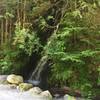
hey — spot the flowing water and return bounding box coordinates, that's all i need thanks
[0,85,64,100]
[28,56,48,85]
[0,84,85,100]
[26,56,86,100]
[0,85,60,100]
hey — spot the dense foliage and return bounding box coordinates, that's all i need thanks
[0,23,40,74]
[45,11,100,98]
[0,0,100,98]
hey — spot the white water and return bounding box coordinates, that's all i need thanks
[0,85,50,100]
[29,56,48,82]
[0,85,86,100]
[0,85,64,100]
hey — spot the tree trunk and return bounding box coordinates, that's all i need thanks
[1,20,4,45]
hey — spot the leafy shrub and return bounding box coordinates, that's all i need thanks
[0,23,41,74]
[13,23,41,56]
[45,10,100,98]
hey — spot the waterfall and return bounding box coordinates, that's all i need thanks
[28,56,49,86]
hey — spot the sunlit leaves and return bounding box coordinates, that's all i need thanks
[13,23,40,56]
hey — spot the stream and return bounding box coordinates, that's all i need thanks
[0,85,85,100]
[0,85,63,100]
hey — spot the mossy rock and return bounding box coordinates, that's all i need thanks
[18,83,33,92]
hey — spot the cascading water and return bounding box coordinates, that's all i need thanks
[28,55,49,87]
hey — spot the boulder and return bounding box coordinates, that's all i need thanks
[41,90,52,100]
[29,87,42,95]
[7,74,23,85]
[18,83,33,92]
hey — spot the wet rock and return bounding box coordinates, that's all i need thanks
[7,74,23,85]
[18,83,33,92]
[29,87,42,95]
[41,90,52,100]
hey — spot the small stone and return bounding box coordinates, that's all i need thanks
[64,94,76,100]
[29,87,42,95]
[7,74,23,85]
[54,94,60,98]
[18,83,33,92]
[41,90,52,100]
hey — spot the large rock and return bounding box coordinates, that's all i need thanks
[7,74,23,85]
[29,87,42,95]
[18,83,33,92]
[41,90,52,100]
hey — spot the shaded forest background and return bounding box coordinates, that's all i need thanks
[0,0,100,99]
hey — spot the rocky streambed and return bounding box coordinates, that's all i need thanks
[0,74,85,100]
[0,85,84,100]
[0,85,51,100]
